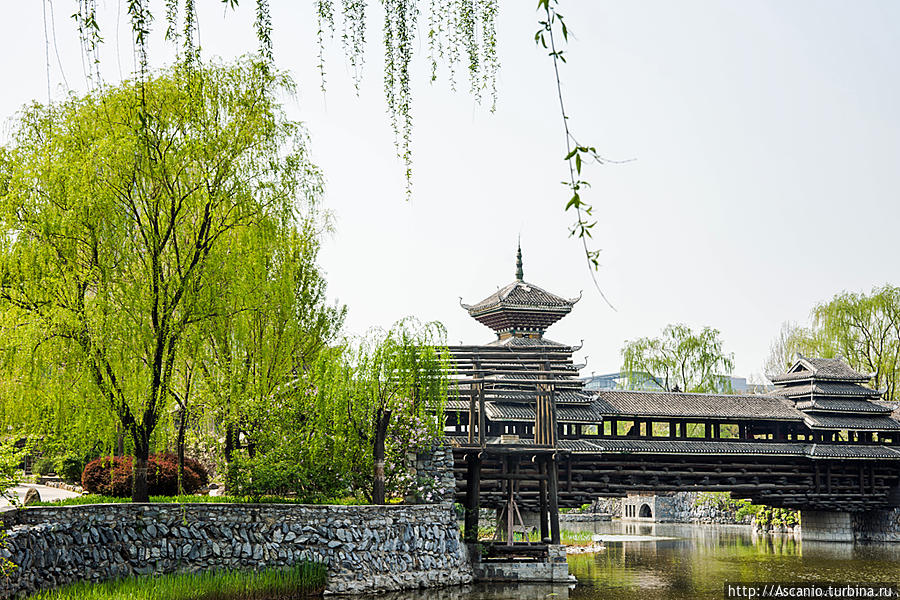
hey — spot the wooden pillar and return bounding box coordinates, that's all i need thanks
[538,457,549,542]
[669,420,677,439]
[610,418,618,437]
[704,422,712,440]
[713,423,720,439]
[464,454,481,543]
[548,454,561,545]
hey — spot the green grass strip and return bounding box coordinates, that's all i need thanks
[29,494,367,507]
[27,562,327,600]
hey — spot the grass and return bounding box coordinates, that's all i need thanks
[29,494,366,507]
[27,563,327,600]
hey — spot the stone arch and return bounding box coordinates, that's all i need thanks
[639,503,652,518]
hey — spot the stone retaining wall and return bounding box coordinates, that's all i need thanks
[853,508,900,543]
[0,503,472,598]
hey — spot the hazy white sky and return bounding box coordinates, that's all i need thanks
[2,2,899,379]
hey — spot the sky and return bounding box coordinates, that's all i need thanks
[2,1,899,380]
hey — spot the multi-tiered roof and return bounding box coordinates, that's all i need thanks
[460,245,581,347]
[448,246,591,446]
[772,355,899,432]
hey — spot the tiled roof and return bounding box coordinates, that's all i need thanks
[771,357,870,383]
[794,398,891,414]
[591,439,900,459]
[559,439,605,453]
[445,399,470,412]
[802,413,900,431]
[486,336,566,347]
[462,280,578,314]
[486,391,592,404]
[445,435,900,459]
[598,439,806,456]
[779,382,881,398]
[806,444,900,459]
[484,402,601,423]
[592,390,802,421]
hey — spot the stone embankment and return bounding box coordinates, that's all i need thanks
[0,503,472,598]
[854,507,900,542]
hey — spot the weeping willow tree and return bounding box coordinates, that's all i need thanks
[314,319,449,504]
[67,0,608,294]
[70,0,500,199]
[0,59,319,501]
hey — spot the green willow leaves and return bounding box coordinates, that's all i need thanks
[622,324,735,393]
[0,59,318,501]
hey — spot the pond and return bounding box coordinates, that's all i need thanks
[370,521,900,600]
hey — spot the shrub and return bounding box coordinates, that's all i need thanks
[82,454,210,497]
[55,455,84,484]
[82,456,132,497]
[32,457,56,476]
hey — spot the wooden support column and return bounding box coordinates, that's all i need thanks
[669,420,677,439]
[464,454,481,543]
[548,454,561,545]
[713,423,721,439]
[705,423,712,440]
[538,457,549,542]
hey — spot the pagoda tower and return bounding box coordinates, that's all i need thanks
[461,243,581,346]
[771,354,898,443]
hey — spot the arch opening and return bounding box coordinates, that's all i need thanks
[639,503,652,518]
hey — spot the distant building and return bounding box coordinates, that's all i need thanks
[583,372,761,393]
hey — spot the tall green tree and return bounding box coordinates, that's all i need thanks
[200,221,345,467]
[0,59,317,501]
[316,319,449,504]
[766,285,900,401]
[621,324,735,393]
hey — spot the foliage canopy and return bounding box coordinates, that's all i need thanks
[621,323,735,393]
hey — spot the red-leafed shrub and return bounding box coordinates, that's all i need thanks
[147,453,209,495]
[82,453,210,497]
[81,455,133,497]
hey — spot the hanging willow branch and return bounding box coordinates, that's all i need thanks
[537,0,616,308]
[317,0,499,197]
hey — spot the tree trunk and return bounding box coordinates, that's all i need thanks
[373,409,392,505]
[224,423,235,463]
[132,433,150,503]
[176,409,187,496]
[115,422,125,457]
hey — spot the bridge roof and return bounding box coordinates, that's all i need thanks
[484,402,600,423]
[771,356,871,383]
[779,382,882,398]
[585,438,900,459]
[593,390,802,421]
[802,413,900,431]
[794,398,891,413]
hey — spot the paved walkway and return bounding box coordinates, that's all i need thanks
[0,484,81,507]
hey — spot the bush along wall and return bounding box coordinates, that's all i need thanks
[0,502,472,597]
[81,454,208,496]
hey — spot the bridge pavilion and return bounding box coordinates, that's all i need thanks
[445,249,900,545]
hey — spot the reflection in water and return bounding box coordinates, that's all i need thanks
[388,521,900,600]
[566,521,900,600]
[363,583,570,600]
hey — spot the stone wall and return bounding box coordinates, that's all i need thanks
[801,511,853,542]
[853,508,900,543]
[414,444,457,504]
[0,502,472,598]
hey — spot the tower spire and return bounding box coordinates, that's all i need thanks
[515,240,524,281]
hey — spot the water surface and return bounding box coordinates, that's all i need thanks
[372,521,900,600]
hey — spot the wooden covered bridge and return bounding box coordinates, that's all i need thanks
[446,248,900,546]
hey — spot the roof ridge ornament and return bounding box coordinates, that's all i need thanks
[515,240,524,281]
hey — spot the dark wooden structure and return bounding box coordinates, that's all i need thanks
[449,246,583,549]
[447,249,900,523]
